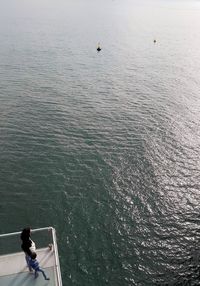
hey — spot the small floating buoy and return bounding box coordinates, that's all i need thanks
[153,39,156,43]
[97,42,102,52]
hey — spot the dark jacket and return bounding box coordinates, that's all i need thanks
[21,239,32,256]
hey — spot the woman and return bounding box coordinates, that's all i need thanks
[20,227,36,271]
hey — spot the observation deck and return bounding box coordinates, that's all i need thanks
[0,227,62,286]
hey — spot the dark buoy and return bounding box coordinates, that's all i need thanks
[154,39,156,43]
[97,42,102,52]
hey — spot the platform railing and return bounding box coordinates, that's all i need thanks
[52,228,63,286]
[0,227,54,256]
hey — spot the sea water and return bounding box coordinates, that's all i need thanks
[0,0,200,285]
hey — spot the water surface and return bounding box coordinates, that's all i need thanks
[1,0,200,285]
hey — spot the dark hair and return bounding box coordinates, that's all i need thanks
[31,252,37,259]
[20,228,31,241]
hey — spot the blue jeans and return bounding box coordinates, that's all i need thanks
[25,254,32,271]
[35,267,49,280]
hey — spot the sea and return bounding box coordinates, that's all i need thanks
[0,0,200,285]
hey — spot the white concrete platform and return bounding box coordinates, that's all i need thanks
[0,248,58,286]
[0,267,55,286]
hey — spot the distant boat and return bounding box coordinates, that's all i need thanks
[154,39,156,43]
[97,42,102,52]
